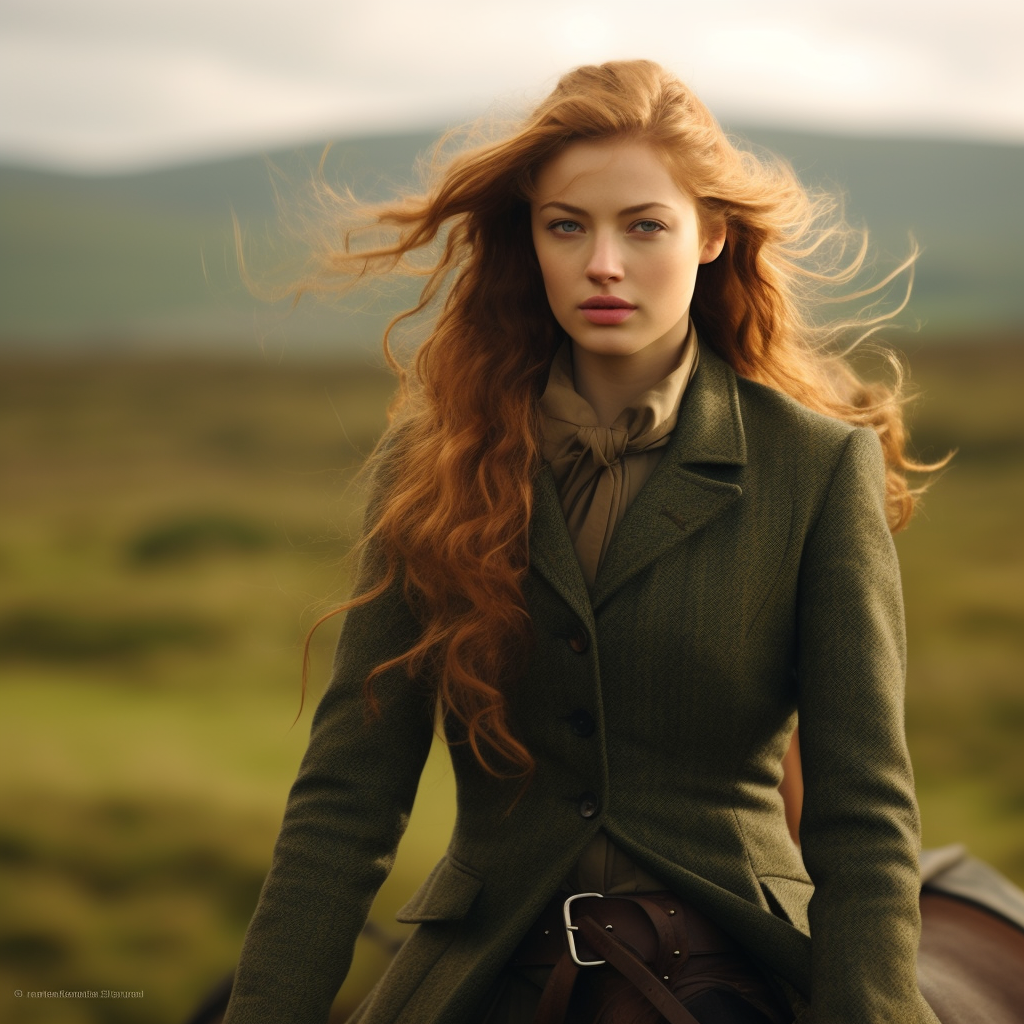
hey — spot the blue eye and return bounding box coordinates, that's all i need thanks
[551,220,583,234]
[633,220,663,233]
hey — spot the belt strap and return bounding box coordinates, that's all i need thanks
[515,892,734,968]
[580,917,703,1024]
[528,892,714,1024]
[531,920,702,1024]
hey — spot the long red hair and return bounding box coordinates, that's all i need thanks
[295,60,936,779]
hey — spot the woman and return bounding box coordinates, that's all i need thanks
[223,60,940,1024]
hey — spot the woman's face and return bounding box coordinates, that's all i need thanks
[530,138,724,364]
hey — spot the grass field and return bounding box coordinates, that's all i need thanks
[1,339,1022,1023]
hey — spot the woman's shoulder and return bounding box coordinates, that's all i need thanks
[696,351,885,494]
[729,365,879,471]
[697,340,853,448]
[364,419,417,491]
[738,373,854,442]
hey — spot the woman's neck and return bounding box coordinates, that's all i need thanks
[570,333,689,427]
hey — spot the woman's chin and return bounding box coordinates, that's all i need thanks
[568,329,681,364]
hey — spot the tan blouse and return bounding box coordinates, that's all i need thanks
[539,322,699,896]
[539,323,699,590]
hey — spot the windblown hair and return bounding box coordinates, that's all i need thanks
[298,60,934,779]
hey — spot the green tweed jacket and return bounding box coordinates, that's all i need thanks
[223,344,940,1024]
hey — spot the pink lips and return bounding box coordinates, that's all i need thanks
[579,296,637,325]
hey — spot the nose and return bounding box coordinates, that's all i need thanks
[585,232,624,284]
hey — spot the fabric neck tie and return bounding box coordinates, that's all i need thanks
[539,323,698,587]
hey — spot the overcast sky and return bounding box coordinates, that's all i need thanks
[2,0,1022,173]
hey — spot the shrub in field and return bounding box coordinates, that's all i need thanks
[126,515,275,566]
[0,609,223,661]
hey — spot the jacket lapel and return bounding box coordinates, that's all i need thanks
[590,345,747,612]
[528,463,595,626]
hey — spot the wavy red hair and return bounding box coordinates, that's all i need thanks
[294,60,939,779]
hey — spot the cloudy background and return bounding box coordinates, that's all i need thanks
[2,0,1023,173]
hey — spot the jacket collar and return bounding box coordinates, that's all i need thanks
[529,342,746,616]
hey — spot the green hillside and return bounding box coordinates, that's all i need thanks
[0,133,440,355]
[2,127,1022,354]
[736,127,1024,330]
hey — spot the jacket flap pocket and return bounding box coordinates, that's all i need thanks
[396,855,484,924]
[758,874,812,935]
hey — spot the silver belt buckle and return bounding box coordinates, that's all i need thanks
[563,892,605,967]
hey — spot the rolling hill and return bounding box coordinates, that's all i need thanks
[1,126,1022,356]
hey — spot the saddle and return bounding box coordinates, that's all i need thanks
[917,845,1024,1024]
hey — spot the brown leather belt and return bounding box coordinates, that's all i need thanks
[512,890,770,1024]
[513,890,737,968]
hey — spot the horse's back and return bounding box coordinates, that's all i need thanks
[918,891,1024,1024]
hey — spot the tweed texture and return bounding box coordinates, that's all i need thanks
[223,344,939,1024]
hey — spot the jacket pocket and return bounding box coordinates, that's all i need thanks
[758,874,813,935]
[396,854,484,924]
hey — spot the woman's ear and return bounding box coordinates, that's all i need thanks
[699,221,727,264]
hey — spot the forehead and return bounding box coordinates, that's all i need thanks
[532,139,689,208]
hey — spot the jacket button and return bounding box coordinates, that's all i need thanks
[568,710,595,738]
[568,627,589,653]
[578,792,600,819]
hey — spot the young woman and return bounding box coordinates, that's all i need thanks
[222,60,940,1024]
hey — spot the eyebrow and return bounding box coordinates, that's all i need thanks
[538,201,674,216]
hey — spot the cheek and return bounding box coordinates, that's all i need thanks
[655,248,701,307]
[534,247,569,305]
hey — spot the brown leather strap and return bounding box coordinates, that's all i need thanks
[529,925,704,1024]
[531,950,582,1024]
[629,894,688,981]
[575,917,703,1024]
[514,892,734,968]
[524,891,761,1024]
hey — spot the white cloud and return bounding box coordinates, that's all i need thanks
[1,0,1022,171]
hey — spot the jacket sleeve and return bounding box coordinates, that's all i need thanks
[222,543,434,1024]
[795,427,938,1023]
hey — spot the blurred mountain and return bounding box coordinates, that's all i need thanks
[1,127,1022,356]
[735,126,1024,336]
